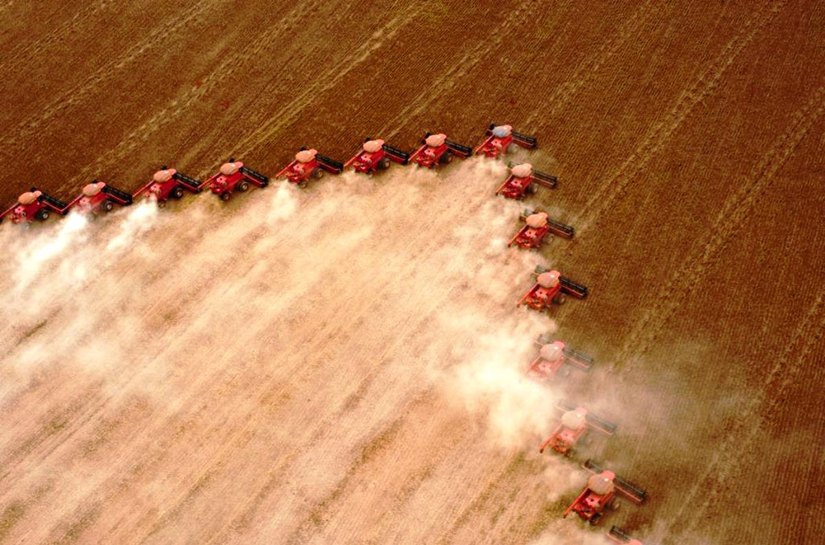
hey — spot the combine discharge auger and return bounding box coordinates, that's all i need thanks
[345,138,410,174]
[526,336,593,381]
[409,132,472,168]
[519,265,588,312]
[496,163,558,200]
[539,402,616,456]
[608,526,645,545]
[277,148,344,188]
[564,460,646,525]
[509,208,575,249]
[133,166,205,207]
[66,180,133,215]
[475,124,537,158]
[0,188,70,224]
[205,159,269,201]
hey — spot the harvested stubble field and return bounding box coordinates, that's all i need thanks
[1,1,823,544]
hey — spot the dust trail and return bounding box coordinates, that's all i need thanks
[0,157,597,545]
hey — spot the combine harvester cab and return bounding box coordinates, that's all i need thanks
[345,138,409,174]
[277,148,344,188]
[509,208,575,249]
[563,460,646,526]
[527,336,593,381]
[608,526,646,545]
[475,123,537,158]
[205,159,269,201]
[496,163,557,200]
[409,132,472,168]
[538,402,616,456]
[133,166,205,207]
[66,180,133,216]
[0,188,70,224]
[519,265,588,312]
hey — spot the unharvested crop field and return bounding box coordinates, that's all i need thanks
[1,1,823,544]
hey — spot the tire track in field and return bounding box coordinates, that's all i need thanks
[0,2,214,153]
[615,85,824,366]
[523,0,660,126]
[60,0,324,188]
[0,1,108,77]
[379,0,534,139]
[571,0,785,233]
[234,2,422,158]
[672,289,825,538]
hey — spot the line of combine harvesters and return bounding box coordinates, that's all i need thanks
[1,124,648,543]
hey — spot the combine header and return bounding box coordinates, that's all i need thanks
[496,163,558,200]
[475,124,537,158]
[519,265,588,312]
[608,526,645,545]
[527,336,593,381]
[509,208,575,249]
[133,166,204,206]
[66,180,133,215]
[205,159,269,201]
[277,148,344,188]
[564,460,646,525]
[0,188,70,224]
[539,403,616,456]
[409,132,472,168]
[345,138,409,174]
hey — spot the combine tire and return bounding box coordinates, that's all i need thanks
[221,192,231,201]
[528,183,538,194]
[378,157,391,170]
[440,151,453,165]
[101,200,114,212]
[552,294,566,306]
[299,181,308,189]
[507,143,519,154]
[313,168,324,179]
[158,200,167,208]
[172,186,185,199]
[237,180,249,192]
[36,209,49,221]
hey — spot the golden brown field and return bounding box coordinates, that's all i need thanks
[1,1,823,544]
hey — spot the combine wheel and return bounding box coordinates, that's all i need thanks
[528,183,538,194]
[158,200,167,208]
[36,209,49,221]
[378,157,391,170]
[299,181,308,189]
[172,186,185,199]
[237,180,249,192]
[440,151,453,165]
[101,200,114,212]
[507,143,519,154]
[221,192,231,201]
[313,168,324,179]
[552,294,566,306]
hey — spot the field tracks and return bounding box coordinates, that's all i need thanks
[524,0,659,127]
[616,84,824,367]
[572,0,785,234]
[0,2,213,154]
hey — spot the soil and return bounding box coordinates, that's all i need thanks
[0,1,823,544]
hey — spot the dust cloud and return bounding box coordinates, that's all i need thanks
[1,158,604,544]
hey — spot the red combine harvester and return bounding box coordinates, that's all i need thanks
[345,138,410,174]
[276,148,344,188]
[0,188,70,224]
[66,180,133,215]
[564,460,646,525]
[133,166,204,207]
[526,336,593,381]
[538,402,616,456]
[509,208,575,249]
[204,159,269,201]
[519,265,588,312]
[496,163,558,200]
[608,526,645,545]
[408,132,472,168]
[475,124,537,158]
